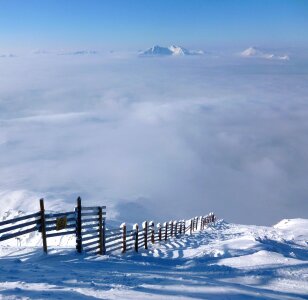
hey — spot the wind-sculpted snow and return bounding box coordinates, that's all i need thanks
[0,219,307,299]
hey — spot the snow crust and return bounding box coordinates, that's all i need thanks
[0,218,307,299]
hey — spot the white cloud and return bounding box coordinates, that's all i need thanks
[0,53,307,225]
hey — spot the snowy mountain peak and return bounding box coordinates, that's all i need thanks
[241,46,262,57]
[240,46,289,60]
[140,45,204,56]
[168,45,189,55]
[141,45,173,56]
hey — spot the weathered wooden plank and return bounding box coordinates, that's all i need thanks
[83,238,99,248]
[107,244,122,252]
[81,218,99,224]
[83,245,99,253]
[45,223,75,232]
[105,231,122,238]
[81,206,99,211]
[82,229,99,236]
[46,229,76,238]
[106,235,121,244]
[45,217,75,226]
[81,224,99,230]
[81,212,99,217]
[0,212,40,227]
[0,226,37,241]
[82,234,98,243]
[0,219,39,234]
[45,211,75,219]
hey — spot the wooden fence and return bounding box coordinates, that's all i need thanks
[0,197,216,255]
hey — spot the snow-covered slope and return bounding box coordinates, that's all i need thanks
[240,47,289,60]
[0,219,307,299]
[140,45,204,56]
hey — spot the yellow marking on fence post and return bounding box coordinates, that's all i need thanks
[56,216,67,231]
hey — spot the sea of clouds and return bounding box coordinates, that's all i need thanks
[0,51,307,225]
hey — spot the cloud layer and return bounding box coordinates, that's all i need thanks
[0,54,307,225]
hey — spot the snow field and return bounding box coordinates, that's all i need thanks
[0,218,307,299]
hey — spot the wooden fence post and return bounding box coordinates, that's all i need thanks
[39,198,47,254]
[121,223,126,253]
[102,216,106,255]
[170,220,174,237]
[190,219,193,235]
[164,222,168,241]
[98,207,103,255]
[174,221,177,237]
[76,197,82,253]
[196,217,199,231]
[143,221,148,250]
[149,221,155,244]
[134,224,139,252]
[157,223,162,241]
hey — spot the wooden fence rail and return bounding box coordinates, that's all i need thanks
[0,197,216,256]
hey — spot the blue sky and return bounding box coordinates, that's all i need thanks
[1,0,307,50]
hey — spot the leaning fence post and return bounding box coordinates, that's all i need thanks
[149,221,155,244]
[76,196,82,253]
[183,220,186,235]
[143,221,148,250]
[39,198,47,254]
[190,219,193,235]
[133,224,139,252]
[121,223,126,253]
[157,223,162,241]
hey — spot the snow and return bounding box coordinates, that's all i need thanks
[139,45,204,56]
[0,219,307,299]
[240,47,290,60]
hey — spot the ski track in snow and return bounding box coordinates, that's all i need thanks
[0,219,307,299]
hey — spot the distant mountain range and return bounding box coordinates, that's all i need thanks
[139,45,204,56]
[59,50,98,56]
[0,53,16,58]
[240,47,289,60]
